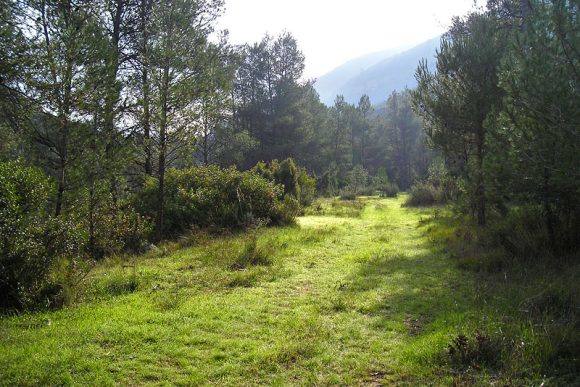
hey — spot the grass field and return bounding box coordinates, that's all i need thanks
[0,196,577,385]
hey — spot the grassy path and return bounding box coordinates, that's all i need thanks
[0,197,475,385]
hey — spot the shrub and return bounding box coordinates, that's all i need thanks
[87,204,152,258]
[339,188,357,200]
[377,182,399,198]
[371,167,398,197]
[297,168,317,206]
[273,195,301,225]
[487,206,579,261]
[343,165,369,196]
[134,166,292,237]
[0,161,86,310]
[426,160,457,202]
[252,158,317,206]
[404,182,443,207]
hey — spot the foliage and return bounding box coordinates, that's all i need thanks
[2,197,576,384]
[372,168,399,197]
[85,203,153,259]
[252,158,317,207]
[404,183,441,207]
[134,165,292,237]
[0,162,83,310]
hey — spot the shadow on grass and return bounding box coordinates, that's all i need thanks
[338,205,579,384]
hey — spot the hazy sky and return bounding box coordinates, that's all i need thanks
[218,0,482,79]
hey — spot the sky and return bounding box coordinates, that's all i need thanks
[217,0,483,79]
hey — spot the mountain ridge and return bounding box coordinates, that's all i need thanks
[314,36,440,105]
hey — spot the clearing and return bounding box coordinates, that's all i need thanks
[0,196,552,384]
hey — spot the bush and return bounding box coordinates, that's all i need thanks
[87,204,152,258]
[343,165,369,196]
[339,188,357,200]
[273,195,301,225]
[370,167,398,197]
[404,182,444,207]
[0,161,86,310]
[296,168,317,206]
[487,206,579,261]
[252,158,317,206]
[377,182,399,198]
[134,165,293,237]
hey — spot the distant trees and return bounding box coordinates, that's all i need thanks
[232,33,322,169]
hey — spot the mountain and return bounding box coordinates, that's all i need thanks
[314,47,406,105]
[314,37,440,105]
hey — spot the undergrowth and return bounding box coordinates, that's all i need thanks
[422,208,579,384]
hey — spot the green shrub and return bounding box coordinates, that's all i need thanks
[343,165,369,196]
[487,206,579,261]
[273,195,301,225]
[87,204,152,258]
[404,182,444,207]
[377,182,399,197]
[134,165,292,237]
[252,158,317,206]
[370,167,398,197]
[339,188,357,200]
[297,167,317,206]
[0,161,86,310]
[404,161,456,207]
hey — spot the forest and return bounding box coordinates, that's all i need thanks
[0,0,578,385]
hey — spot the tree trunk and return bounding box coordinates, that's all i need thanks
[475,132,486,226]
[156,63,170,240]
[141,0,153,176]
[543,166,556,249]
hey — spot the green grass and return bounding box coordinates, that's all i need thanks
[0,196,577,385]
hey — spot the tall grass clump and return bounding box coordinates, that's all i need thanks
[229,233,273,270]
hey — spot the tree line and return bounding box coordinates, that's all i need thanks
[412,0,578,251]
[1,0,432,229]
[0,0,429,310]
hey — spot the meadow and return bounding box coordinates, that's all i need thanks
[0,196,577,385]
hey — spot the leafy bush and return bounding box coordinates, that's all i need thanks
[252,158,317,206]
[0,161,87,310]
[426,160,457,201]
[377,182,399,197]
[135,165,293,237]
[87,204,152,258]
[273,194,301,225]
[296,168,317,206]
[487,206,579,261]
[343,165,369,197]
[404,182,444,207]
[339,188,357,200]
[371,167,398,197]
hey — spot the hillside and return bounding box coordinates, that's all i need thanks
[313,47,406,105]
[315,37,440,105]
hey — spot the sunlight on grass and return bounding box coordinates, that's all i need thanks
[1,196,573,384]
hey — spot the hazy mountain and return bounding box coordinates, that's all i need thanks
[314,37,440,105]
[313,47,406,105]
